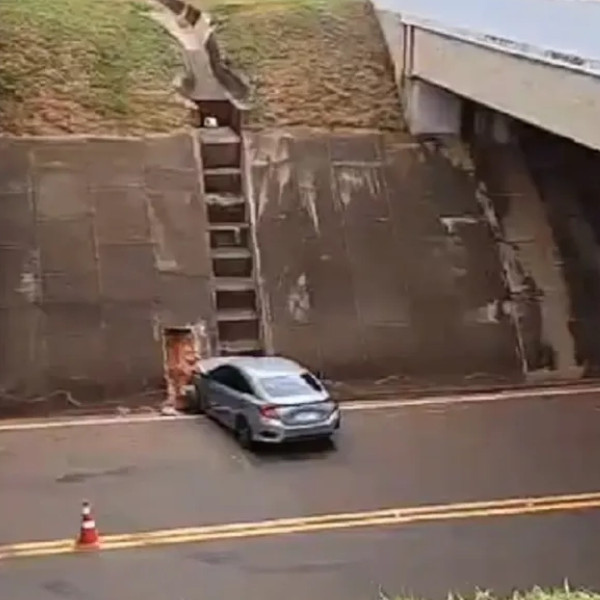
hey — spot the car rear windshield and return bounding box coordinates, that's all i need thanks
[259,373,323,398]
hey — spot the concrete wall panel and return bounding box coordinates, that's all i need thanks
[147,190,210,276]
[0,193,34,247]
[85,139,145,188]
[0,247,39,308]
[99,244,158,303]
[145,168,199,192]
[0,307,44,393]
[0,141,30,194]
[42,304,104,382]
[249,130,522,384]
[145,133,196,170]
[35,169,91,221]
[102,302,163,394]
[94,188,150,245]
[157,273,213,326]
[0,134,212,407]
[42,272,100,305]
[38,218,96,274]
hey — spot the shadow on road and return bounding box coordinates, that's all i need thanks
[250,438,338,463]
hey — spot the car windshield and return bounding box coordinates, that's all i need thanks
[259,373,323,398]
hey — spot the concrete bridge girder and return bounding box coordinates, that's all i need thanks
[378,12,600,150]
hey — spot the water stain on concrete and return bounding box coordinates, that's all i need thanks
[246,559,357,575]
[186,550,240,565]
[42,580,83,599]
[247,130,522,383]
[56,465,136,484]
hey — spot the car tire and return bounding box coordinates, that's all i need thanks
[196,392,209,415]
[235,417,254,450]
[324,433,337,448]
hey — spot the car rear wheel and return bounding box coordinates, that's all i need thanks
[235,417,254,450]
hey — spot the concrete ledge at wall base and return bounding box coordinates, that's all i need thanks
[0,388,166,421]
[2,376,600,421]
[327,374,600,403]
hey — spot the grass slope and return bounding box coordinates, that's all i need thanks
[0,0,186,135]
[203,0,405,130]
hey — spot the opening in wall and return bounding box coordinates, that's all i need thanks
[162,327,201,412]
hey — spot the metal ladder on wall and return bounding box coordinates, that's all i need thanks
[197,122,262,356]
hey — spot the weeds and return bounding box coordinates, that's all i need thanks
[0,0,186,134]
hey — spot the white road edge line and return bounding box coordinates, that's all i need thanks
[1,383,600,433]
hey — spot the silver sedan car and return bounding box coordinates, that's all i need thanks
[192,356,340,449]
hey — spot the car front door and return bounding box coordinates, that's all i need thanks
[224,367,257,425]
[202,366,238,426]
[203,365,255,428]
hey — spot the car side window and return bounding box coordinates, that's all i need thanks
[229,368,255,395]
[207,365,254,396]
[207,366,233,387]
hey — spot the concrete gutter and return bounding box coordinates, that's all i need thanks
[2,378,600,421]
[147,0,250,108]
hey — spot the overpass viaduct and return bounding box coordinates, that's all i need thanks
[374,0,600,150]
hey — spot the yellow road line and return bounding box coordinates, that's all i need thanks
[2,490,600,561]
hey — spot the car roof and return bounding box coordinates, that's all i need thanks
[199,355,307,378]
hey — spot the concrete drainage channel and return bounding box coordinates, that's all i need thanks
[150,0,263,358]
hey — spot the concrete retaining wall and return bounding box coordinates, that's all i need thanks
[0,134,214,410]
[4,126,590,408]
[246,130,522,385]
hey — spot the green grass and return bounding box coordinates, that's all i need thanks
[0,0,186,135]
[390,588,600,600]
[198,0,404,130]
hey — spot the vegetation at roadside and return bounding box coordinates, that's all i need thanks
[380,583,600,600]
[388,588,600,600]
[200,0,405,130]
[0,0,186,135]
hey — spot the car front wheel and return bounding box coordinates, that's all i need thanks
[235,418,254,450]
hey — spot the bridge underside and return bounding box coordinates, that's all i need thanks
[377,12,600,150]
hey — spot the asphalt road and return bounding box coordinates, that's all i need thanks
[2,389,600,599]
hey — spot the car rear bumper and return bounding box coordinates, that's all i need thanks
[254,410,341,443]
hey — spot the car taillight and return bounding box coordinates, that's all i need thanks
[259,405,280,419]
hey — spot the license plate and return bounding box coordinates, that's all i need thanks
[294,411,320,423]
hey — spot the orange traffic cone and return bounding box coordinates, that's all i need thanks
[75,501,100,549]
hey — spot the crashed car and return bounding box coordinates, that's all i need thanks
[192,356,340,448]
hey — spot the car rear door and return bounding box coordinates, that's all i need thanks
[202,365,258,428]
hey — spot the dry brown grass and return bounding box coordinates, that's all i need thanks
[203,0,405,130]
[0,0,187,135]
